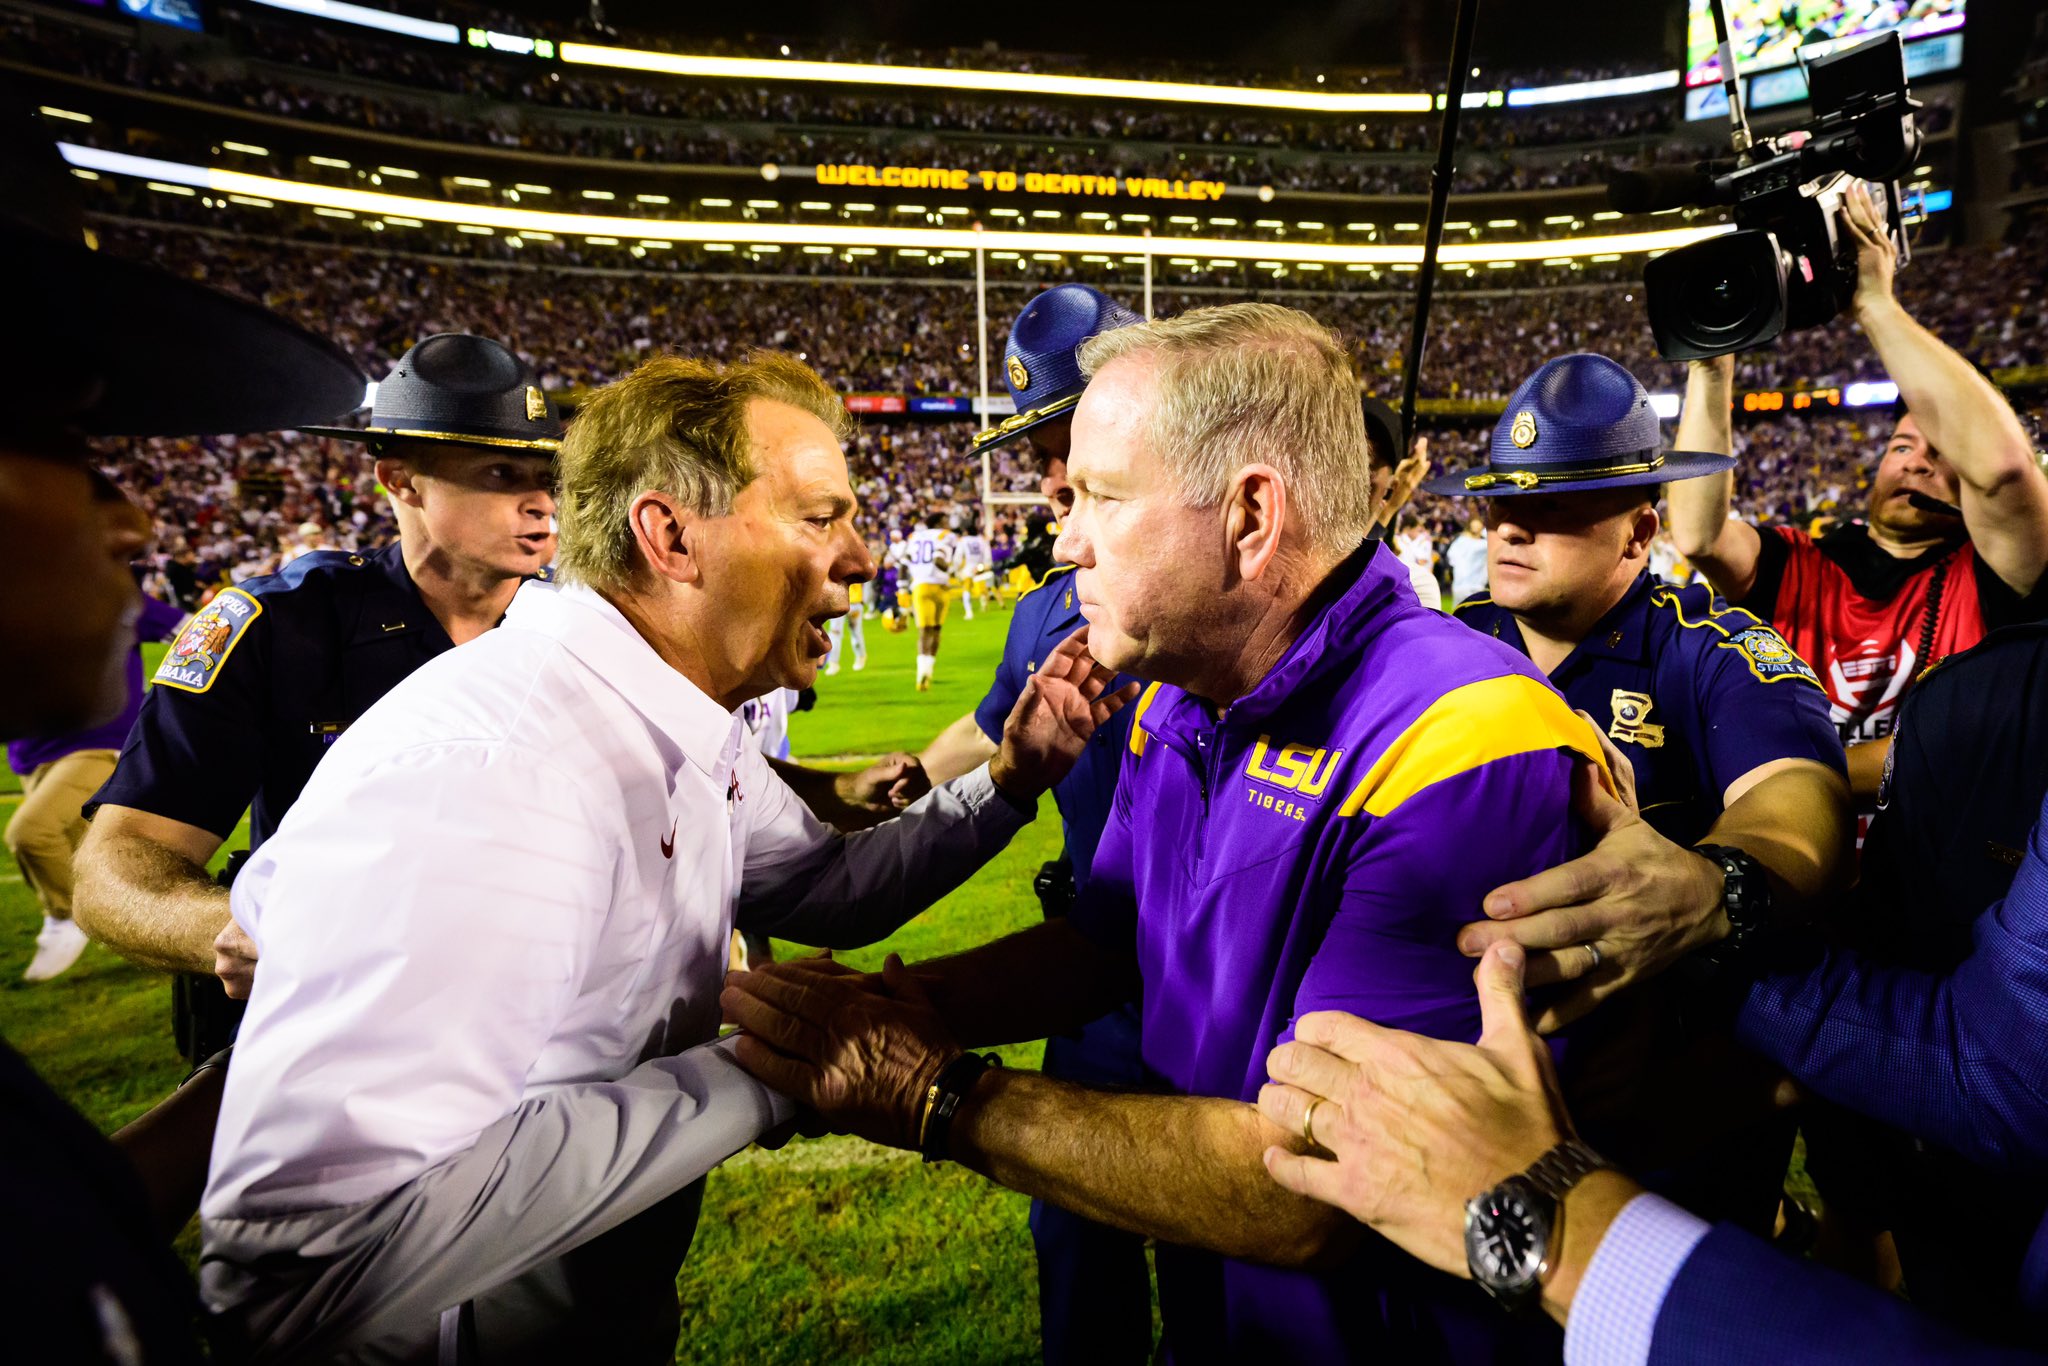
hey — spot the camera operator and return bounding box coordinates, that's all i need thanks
[1667,183,2048,804]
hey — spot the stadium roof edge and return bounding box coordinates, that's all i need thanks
[62,142,1731,265]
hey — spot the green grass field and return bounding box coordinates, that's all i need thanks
[0,599,1078,1364]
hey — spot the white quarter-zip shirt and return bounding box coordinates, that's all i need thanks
[205,579,1031,1219]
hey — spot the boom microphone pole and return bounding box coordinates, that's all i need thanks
[1396,0,1483,455]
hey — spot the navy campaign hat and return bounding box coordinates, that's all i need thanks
[1422,352,1735,497]
[967,284,1143,458]
[302,333,562,453]
[4,108,365,439]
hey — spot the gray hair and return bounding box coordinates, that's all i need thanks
[556,351,852,591]
[1077,303,1375,557]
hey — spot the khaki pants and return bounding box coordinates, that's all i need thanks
[5,749,117,919]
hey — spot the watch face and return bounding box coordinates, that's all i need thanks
[1465,1179,1552,1294]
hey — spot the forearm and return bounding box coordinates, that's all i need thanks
[739,763,1029,949]
[765,757,887,833]
[918,919,1137,1048]
[1543,1169,1648,1327]
[1860,298,2036,495]
[952,1068,1356,1266]
[1844,737,1890,806]
[73,829,230,975]
[920,712,998,786]
[1706,762,1853,907]
[1668,364,1737,560]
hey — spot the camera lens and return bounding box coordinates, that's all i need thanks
[1643,229,1789,360]
[1688,272,1754,332]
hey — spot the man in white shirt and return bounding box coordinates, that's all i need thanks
[1447,514,1489,605]
[200,352,1132,1364]
[823,577,866,672]
[954,519,994,619]
[1394,520,1442,610]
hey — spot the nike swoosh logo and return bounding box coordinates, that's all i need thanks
[660,819,677,860]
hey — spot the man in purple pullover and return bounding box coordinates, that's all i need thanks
[724,304,1611,1362]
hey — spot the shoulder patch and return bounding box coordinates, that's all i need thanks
[153,590,262,694]
[1719,624,1821,686]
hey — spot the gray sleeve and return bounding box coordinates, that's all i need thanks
[199,1036,792,1366]
[735,759,1033,949]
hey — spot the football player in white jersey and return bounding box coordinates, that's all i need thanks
[824,577,867,673]
[954,517,994,619]
[905,512,956,690]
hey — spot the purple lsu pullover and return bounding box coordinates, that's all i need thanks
[1072,546,1604,1364]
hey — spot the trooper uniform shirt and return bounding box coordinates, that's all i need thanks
[1454,573,1845,846]
[1070,544,1606,1362]
[974,564,1134,887]
[88,542,543,848]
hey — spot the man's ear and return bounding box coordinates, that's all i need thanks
[375,456,423,511]
[630,490,701,586]
[1224,464,1289,583]
[1624,502,1660,564]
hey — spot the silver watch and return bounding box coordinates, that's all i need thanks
[1463,1139,1607,1312]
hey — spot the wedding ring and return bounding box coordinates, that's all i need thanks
[1584,942,1603,972]
[1303,1097,1325,1148]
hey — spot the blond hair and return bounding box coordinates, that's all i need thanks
[1078,303,1375,556]
[556,351,852,590]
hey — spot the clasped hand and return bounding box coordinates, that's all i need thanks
[721,953,960,1151]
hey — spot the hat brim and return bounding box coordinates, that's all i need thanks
[1420,448,1737,497]
[10,228,366,438]
[965,394,1080,458]
[295,425,562,453]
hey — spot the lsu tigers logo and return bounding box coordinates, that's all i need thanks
[1244,736,1344,798]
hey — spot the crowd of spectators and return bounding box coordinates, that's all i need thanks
[6,3,1717,196]
[81,210,2045,605]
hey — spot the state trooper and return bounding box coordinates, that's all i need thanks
[919,283,1157,1365]
[1430,351,1854,1229]
[75,333,562,1062]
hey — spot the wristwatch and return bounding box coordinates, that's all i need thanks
[1692,843,1773,965]
[917,1051,1001,1163]
[1464,1139,1608,1313]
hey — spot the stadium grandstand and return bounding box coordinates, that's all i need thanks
[5,0,2037,600]
[8,3,2048,1359]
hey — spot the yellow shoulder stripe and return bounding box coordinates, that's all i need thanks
[1128,681,1164,757]
[1450,594,1494,615]
[1649,588,1760,636]
[1336,673,1610,819]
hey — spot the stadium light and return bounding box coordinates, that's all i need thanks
[1505,70,1679,107]
[38,106,91,123]
[557,43,1435,113]
[56,144,1732,268]
[244,0,458,44]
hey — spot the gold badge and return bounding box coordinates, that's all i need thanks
[1510,410,1539,449]
[525,385,547,422]
[1608,690,1665,749]
[1006,355,1030,391]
